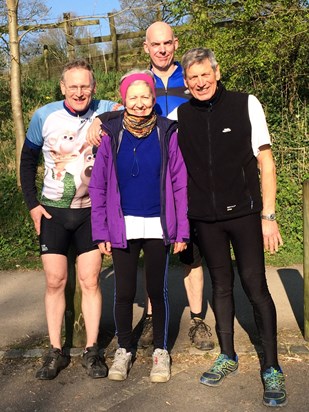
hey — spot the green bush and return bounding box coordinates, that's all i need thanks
[0,173,41,270]
[95,70,123,102]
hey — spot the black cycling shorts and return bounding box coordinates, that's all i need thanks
[179,222,203,267]
[39,206,98,256]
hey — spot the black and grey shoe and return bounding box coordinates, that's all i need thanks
[36,347,70,380]
[82,345,108,379]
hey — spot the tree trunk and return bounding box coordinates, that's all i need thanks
[6,0,25,187]
[64,245,86,348]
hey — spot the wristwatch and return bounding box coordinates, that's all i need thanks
[261,213,276,221]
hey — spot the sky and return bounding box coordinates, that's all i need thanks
[42,0,120,36]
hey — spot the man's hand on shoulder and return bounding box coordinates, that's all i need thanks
[86,117,103,146]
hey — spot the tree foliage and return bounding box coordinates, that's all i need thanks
[170,0,308,112]
[115,0,174,32]
[168,0,309,264]
[0,0,49,66]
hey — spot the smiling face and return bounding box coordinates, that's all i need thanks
[184,58,221,101]
[144,22,178,73]
[125,82,154,117]
[60,67,96,113]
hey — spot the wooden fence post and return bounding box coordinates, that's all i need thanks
[64,245,76,348]
[63,12,75,60]
[108,12,118,71]
[304,180,309,341]
[64,245,86,348]
[43,45,50,80]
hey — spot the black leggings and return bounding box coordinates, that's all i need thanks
[194,213,279,370]
[112,239,170,351]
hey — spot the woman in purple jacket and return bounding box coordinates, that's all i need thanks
[89,69,189,383]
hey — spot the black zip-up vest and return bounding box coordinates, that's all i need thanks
[178,82,262,222]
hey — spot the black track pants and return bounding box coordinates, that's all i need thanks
[194,213,279,370]
[112,238,170,351]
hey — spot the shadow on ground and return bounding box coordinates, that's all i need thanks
[95,264,305,356]
[277,268,304,334]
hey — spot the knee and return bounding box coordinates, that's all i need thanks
[45,272,67,292]
[213,283,233,298]
[249,289,274,308]
[242,275,272,305]
[79,272,99,292]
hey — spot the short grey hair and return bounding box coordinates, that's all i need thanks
[61,58,95,84]
[181,48,218,77]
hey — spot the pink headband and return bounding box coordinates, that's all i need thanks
[119,73,156,105]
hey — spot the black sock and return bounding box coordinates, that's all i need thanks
[190,312,203,320]
[222,352,237,361]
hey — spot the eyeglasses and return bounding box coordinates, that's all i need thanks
[64,84,93,94]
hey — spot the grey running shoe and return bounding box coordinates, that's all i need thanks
[200,354,238,386]
[188,318,215,351]
[262,367,287,407]
[137,316,154,348]
[82,345,108,378]
[108,348,132,381]
[35,347,70,380]
[150,348,171,383]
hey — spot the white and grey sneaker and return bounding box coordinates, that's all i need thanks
[108,348,132,381]
[150,348,171,383]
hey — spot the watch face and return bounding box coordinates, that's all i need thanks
[261,213,276,221]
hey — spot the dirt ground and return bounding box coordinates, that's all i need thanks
[1,352,308,412]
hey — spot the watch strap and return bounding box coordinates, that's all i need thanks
[261,213,276,221]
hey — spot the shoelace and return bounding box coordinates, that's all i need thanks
[188,320,212,339]
[42,356,56,367]
[210,356,227,372]
[86,354,101,368]
[42,351,59,367]
[113,350,129,367]
[209,355,236,373]
[153,351,168,367]
[264,370,285,390]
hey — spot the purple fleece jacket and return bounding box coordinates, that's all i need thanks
[89,126,189,249]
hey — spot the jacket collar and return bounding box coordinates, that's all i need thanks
[190,81,225,110]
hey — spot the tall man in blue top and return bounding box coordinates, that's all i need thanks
[20,59,121,380]
[139,21,214,351]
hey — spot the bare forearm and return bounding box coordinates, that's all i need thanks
[260,163,277,214]
[257,147,283,252]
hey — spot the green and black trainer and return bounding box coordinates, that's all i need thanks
[262,367,287,407]
[200,353,238,386]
